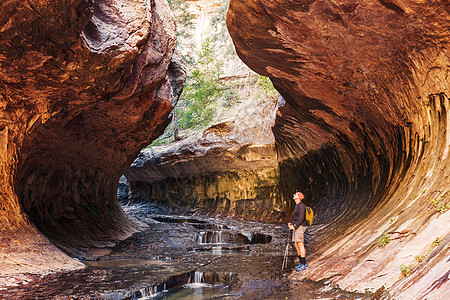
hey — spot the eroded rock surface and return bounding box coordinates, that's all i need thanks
[0,0,180,279]
[125,98,283,220]
[227,0,449,298]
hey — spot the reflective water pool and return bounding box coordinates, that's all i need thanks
[1,202,366,299]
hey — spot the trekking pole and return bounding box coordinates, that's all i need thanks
[281,229,291,271]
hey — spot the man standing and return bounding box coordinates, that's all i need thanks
[288,192,308,271]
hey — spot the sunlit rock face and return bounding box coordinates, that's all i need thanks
[0,0,178,273]
[125,99,283,220]
[227,0,449,297]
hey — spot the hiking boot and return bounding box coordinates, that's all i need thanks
[295,263,309,271]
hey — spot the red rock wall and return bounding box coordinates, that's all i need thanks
[0,0,177,269]
[227,0,449,297]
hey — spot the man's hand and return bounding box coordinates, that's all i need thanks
[288,223,295,230]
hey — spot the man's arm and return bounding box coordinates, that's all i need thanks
[295,203,305,228]
[294,204,303,229]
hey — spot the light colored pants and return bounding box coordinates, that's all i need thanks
[292,225,306,242]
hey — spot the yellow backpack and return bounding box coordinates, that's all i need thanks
[305,206,314,226]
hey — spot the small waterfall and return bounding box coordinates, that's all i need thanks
[194,271,204,284]
[187,270,204,285]
[217,231,223,244]
[195,230,271,246]
[138,285,159,298]
[139,287,147,298]
[197,231,206,244]
[196,231,224,244]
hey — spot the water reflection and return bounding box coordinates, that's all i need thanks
[146,283,236,300]
[1,202,364,299]
[129,270,236,300]
[84,258,171,268]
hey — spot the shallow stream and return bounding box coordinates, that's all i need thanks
[1,202,367,299]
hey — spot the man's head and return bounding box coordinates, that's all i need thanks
[293,192,304,203]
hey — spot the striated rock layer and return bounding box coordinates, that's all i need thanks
[227,0,449,298]
[0,0,180,278]
[125,99,283,220]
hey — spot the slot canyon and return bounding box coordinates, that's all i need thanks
[0,0,449,299]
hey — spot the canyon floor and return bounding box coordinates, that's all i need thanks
[0,202,369,299]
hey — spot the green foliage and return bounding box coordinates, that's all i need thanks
[211,0,229,26]
[438,203,447,213]
[433,237,442,246]
[167,0,194,44]
[400,264,411,277]
[177,37,223,130]
[427,197,449,213]
[378,233,390,247]
[256,75,278,99]
[438,201,449,213]
[429,198,439,210]
[423,237,443,256]
[415,255,425,262]
[221,89,238,107]
[166,0,179,9]
[167,0,193,24]
[143,0,279,148]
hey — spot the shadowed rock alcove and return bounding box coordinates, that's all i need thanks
[0,0,181,265]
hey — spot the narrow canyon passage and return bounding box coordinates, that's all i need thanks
[0,0,449,299]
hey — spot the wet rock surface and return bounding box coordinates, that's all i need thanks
[0,203,366,299]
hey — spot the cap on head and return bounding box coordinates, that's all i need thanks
[294,192,304,200]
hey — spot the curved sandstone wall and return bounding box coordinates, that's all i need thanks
[227,0,449,297]
[0,0,178,275]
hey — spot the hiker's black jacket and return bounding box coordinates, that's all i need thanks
[293,202,306,229]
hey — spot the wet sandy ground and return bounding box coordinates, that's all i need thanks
[1,203,369,299]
